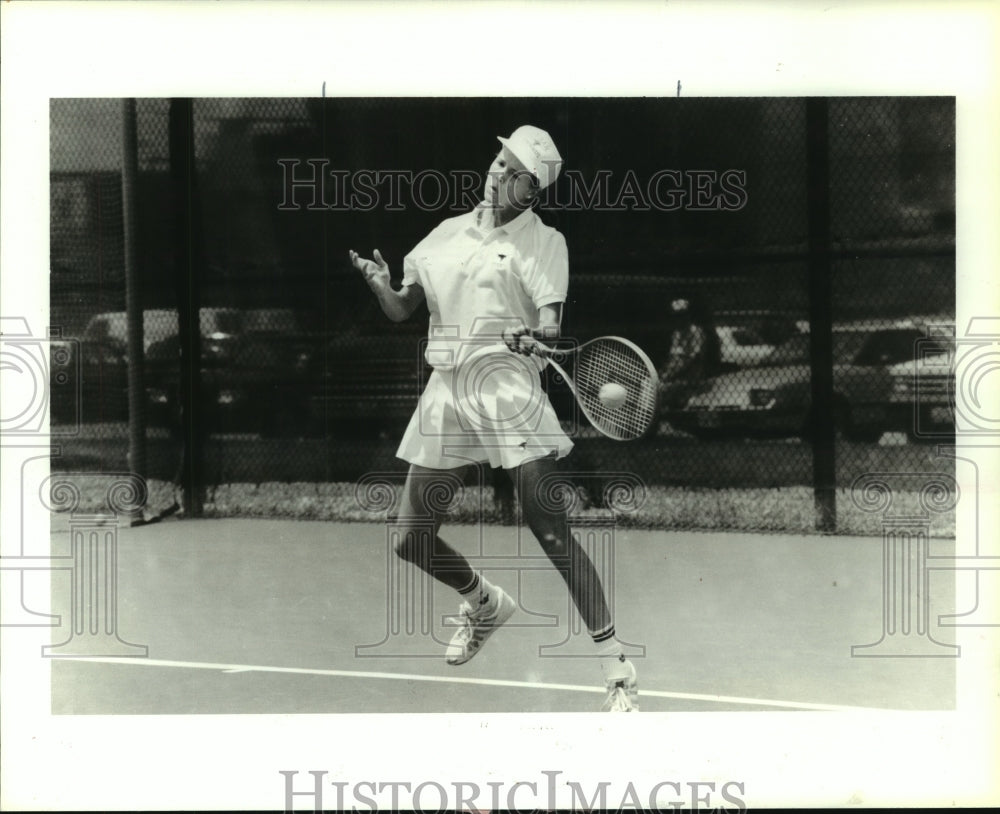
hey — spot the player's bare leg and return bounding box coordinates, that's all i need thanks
[514,454,638,711]
[394,464,515,665]
[394,463,475,591]
[513,454,611,631]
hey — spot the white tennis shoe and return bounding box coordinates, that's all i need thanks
[601,657,639,712]
[445,588,516,666]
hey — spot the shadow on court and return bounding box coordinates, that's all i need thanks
[47,516,956,714]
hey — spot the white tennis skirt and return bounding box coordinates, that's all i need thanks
[396,346,573,470]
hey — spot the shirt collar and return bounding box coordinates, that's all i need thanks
[474,204,535,235]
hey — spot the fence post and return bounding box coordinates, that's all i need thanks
[168,98,205,516]
[122,99,146,522]
[806,97,837,532]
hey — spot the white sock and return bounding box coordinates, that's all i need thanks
[593,632,630,683]
[596,640,620,660]
[458,573,498,614]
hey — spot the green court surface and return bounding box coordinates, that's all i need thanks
[48,517,957,714]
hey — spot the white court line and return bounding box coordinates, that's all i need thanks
[70,656,889,712]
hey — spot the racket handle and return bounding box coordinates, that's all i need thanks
[501,326,556,358]
[531,340,555,358]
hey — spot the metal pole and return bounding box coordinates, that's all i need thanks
[168,98,204,516]
[122,98,146,523]
[806,98,837,532]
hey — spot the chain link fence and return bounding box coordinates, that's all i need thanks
[48,97,955,534]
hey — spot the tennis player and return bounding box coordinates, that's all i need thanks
[350,125,637,712]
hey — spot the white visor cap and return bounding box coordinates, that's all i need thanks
[497,125,563,191]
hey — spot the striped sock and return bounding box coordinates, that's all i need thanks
[591,623,617,650]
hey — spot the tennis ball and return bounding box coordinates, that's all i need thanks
[598,382,628,409]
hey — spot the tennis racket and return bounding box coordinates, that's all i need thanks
[535,336,659,441]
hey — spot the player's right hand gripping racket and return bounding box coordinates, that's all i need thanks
[536,336,660,441]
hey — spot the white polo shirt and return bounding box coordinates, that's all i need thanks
[401,204,568,370]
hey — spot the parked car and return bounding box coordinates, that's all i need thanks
[82,309,179,355]
[72,307,244,427]
[82,308,243,356]
[52,308,199,425]
[713,311,804,369]
[145,308,317,437]
[213,308,317,437]
[668,319,942,442]
[886,321,955,442]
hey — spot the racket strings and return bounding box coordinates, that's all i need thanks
[575,339,658,440]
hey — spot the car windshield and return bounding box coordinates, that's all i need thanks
[243,309,298,333]
[84,310,178,351]
[762,328,931,366]
[727,327,768,346]
[203,309,243,335]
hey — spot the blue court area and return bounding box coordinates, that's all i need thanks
[48,516,956,714]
